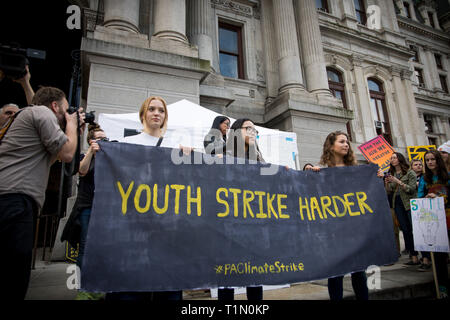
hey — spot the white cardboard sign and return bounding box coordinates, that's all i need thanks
[410,197,449,253]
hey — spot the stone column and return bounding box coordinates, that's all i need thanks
[103,0,140,33]
[432,11,442,30]
[424,47,441,91]
[295,0,332,97]
[153,0,188,43]
[272,0,304,93]
[401,69,428,145]
[352,55,375,141]
[187,0,213,62]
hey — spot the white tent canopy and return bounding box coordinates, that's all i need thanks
[98,99,299,168]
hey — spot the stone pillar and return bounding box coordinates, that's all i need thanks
[295,0,332,97]
[153,0,188,43]
[391,68,413,146]
[103,0,140,33]
[401,69,428,145]
[187,0,213,62]
[409,1,418,21]
[432,11,442,30]
[424,47,441,91]
[352,55,375,141]
[272,0,304,93]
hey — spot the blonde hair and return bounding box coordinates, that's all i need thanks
[138,96,168,134]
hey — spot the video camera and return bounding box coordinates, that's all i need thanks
[0,43,46,80]
[68,106,96,125]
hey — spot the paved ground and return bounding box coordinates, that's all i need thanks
[25,248,447,300]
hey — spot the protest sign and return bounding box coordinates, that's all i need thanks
[358,135,395,172]
[411,197,450,253]
[407,145,436,163]
[81,142,398,293]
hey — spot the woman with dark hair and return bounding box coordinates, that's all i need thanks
[381,152,418,265]
[218,118,263,301]
[203,116,230,156]
[226,118,264,163]
[62,123,107,300]
[315,131,368,300]
[417,150,449,296]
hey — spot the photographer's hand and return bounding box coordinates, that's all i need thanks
[13,65,34,105]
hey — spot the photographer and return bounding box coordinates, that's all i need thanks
[0,86,85,300]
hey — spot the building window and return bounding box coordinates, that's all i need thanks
[428,136,437,146]
[410,46,419,62]
[428,12,435,28]
[435,54,443,69]
[403,2,411,18]
[424,114,434,133]
[327,67,352,141]
[354,0,367,25]
[368,78,392,145]
[218,22,244,79]
[440,75,449,93]
[414,68,425,87]
[316,0,329,13]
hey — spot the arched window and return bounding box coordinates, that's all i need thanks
[327,67,352,141]
[368,78,392,145]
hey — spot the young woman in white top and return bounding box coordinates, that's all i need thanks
[313,131,369,300]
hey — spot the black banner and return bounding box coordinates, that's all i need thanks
[81,142,398,292]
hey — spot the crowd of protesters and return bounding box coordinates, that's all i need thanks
[0,69,448,301]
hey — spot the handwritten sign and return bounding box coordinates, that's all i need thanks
[358,135,395,172]
[407,145,436,162]
[411,197,450,253]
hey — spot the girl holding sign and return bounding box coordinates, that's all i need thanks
[218,118,265,301]
[384,153,419,266]
[316,131,369,301]
[417,150,449,298]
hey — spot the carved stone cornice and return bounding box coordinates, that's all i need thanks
[84,8,104,33]
[397,17,449,42]
[210,0,258,19]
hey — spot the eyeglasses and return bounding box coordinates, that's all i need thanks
[242,126,258,135]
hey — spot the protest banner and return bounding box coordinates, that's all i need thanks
[81,142,398,293]
[407,145,436,163]
[358,135,395,172]
[410,197,449,253]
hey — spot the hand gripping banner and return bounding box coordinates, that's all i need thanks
[81,142,398,292]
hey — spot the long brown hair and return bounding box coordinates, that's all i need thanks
[388,152,410,176]
[423,150,449,185]
[319,131,356,167]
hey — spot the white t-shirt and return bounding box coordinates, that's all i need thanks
[119,132,180,149]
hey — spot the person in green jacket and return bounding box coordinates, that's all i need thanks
[385,152,419,266]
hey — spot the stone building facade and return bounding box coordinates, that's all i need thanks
[74,0,450,167]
